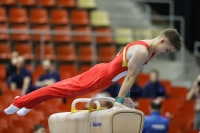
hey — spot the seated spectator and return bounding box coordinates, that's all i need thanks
[6,51,19,79]
[142,99,169,133]
[35,59,60,88]
[33,124,46,133]
[8,56,34,95]
[142,69,167,100]
[130,78,143,101]
[103,82,121,98]
[186,74,200,130]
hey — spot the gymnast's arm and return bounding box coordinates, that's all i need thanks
[117,46,148,99]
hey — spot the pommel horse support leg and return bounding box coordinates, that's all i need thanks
[48,97,144,133]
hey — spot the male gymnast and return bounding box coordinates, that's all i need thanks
[4,28,182,116]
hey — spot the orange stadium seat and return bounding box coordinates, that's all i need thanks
[0,64,6,80]
[53,26,72,43]
[71,10,89,26]
[78,45,94,62]
[57,45,77,61]
[9,8,28,24]
[44,98,63,109]
[34,103,59,118]
[95,28,113,44]
[18,0,36,6]
[160,80,172,95]
[0,7,7,23]
[161,99,180,119]
[0,118,8,133]
[137,73,150,87]
[59,104,71,112]
[0,95,13,109]
[13,119,33,133]
[98,45,117,62]
[30,8,49,24]
[0,111,19,126]
[24,110,45,125]
[178,100,194,118]
[37,0,56,7]
[59,64,78,80]
[137,98,153,115]
[2,127,24,133]
[0,0,16,5]
[0,24,10,41]
[3,89,22,98]
[32,25,51,42]
[50,9,69,25]
[169,86,188,102]
[36,44,56,60]
[11,25,30,41]
[57,0,76,8]
[74,27,92,43]
[0,43,11,60]
[14,43,34,60]
[79,64,92,73]
[0,81,9,92]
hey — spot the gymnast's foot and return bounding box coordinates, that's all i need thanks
[4,96,20,114]
[17,107,31,116]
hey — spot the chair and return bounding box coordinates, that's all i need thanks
[35,44,56,60]
[0,118,8,133]
[90,10,110,27]
[14,43,34,60]
[94,28,113,44]
[77,0,97,9]
[0,81,9,92]
[74,27,92,43]
[79,64,92,74]
[137,98,153,115]
[30,8,49,24]
[161,99,180,119]
[0,24,10,41]
[59,64,78,80]
[57,0,76,8]
[9,8,28,24]
[114,28,133,45]
[44,98,63,109]
[0,64,6,80]
[78,45,94,62]
[0,43,11,60]
[34,103,59,118]
[169,86,188,100]
[71,10,89,26]
[11,25,30,41]
[57,45,77,61]
[137,73,150,87]
[37,0,56,7]
[59,104,71,112]
[178,100,194,118]
[134,29,152,40]
[2,127,24,133]
[160,80,172,95]
[50,9,69,25]
[0,111,19,126]
[18,0,36,6]
[3,89,22,98]
[53,26,72,43]
[0,0,16,5]
[0,7,7,23]
[32,25,51,42]
[98,45,117,62]
[13,119,33,133]
[24,110,45,125]
[0,95,13,109]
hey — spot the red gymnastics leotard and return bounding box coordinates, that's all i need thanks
[7,41,155,110]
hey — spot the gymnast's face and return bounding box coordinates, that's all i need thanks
[155,39,176,55]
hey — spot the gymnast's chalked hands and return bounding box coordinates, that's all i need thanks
[123,98,135,109]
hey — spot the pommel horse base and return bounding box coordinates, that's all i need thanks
[48,97,144,133]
